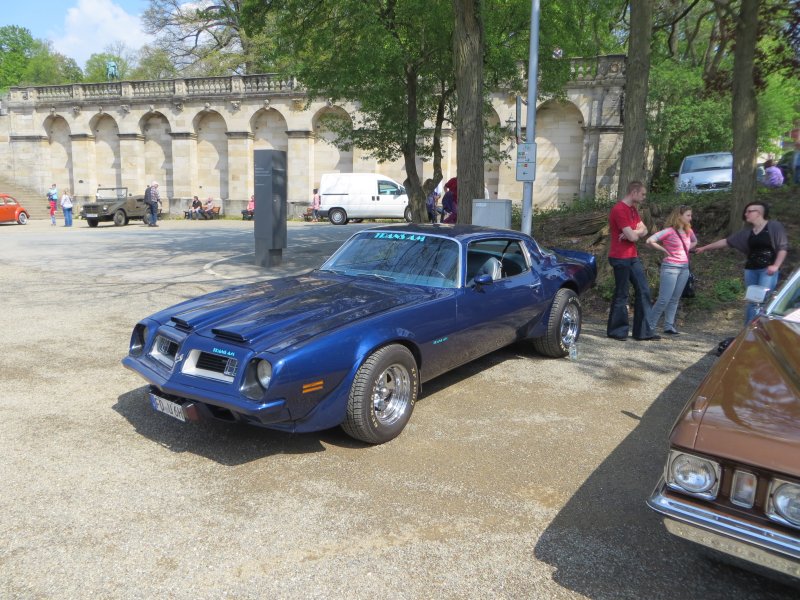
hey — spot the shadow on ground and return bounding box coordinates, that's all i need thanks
[533,351,797,599]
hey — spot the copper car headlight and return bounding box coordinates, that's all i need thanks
[665,451,721,500]
[767,480,800,529]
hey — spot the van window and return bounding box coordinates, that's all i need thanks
[378,181,402,196]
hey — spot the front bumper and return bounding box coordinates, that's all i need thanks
[647,478,800,579]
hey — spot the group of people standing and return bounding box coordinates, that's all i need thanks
[424,177,458,224]
[47,183,73,227]
[607,181,789,341]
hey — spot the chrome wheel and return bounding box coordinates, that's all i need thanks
[371,364,412,427]
[560,302,580,347]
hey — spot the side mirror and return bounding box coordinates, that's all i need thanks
[745,284,770,304]
[474,273,494,286]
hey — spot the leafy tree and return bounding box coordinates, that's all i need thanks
[0,26,36,90]
[131,46,179,80]
[143,0,266,75]
[21,41,83,85]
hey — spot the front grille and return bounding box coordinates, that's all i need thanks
[696,181,730,190]
[157,336,179,358]
[197,352,228,373]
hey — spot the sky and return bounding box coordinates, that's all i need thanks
[1,0,152,67]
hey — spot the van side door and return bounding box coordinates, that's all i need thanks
[376,180,406,218]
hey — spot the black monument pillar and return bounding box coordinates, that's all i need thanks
[253,150,287,267]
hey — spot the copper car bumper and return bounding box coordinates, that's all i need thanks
[647,479,800,579]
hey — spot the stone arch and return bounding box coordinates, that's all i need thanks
[250,108,288,152]
[43,115,74,193]
[193,110,228,199]
[533,100,585,208]
[89,113,121,188]
[139,112,173,197]
[312,106,353,184]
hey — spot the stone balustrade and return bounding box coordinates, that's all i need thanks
[569,54,626,82]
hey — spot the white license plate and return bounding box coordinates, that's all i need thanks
[150,393,186,422]
[85,213,98,218]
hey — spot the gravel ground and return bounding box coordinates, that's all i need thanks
[0,219,796,598]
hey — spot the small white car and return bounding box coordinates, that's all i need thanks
[674,152,733,193]
[318,173,411,225]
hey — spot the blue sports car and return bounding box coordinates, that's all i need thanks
[123,224,596,444]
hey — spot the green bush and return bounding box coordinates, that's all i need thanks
[714,277,744,302]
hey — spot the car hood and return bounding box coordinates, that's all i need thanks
[676,169,731,189]
[154,273,440,353]
[671,318,800,476]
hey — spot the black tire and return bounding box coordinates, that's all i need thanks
[17,212,28,225]
[532,288,581,358]
[341,344,419,444]
[328,208,348,225]
[404,206,413,222]
[87,219,99,228]
[113,209,127,226]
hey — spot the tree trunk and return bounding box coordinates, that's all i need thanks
[729,0,759,233]
[617,0,654,196]
[452,0,484,224]
[403,65,426,222]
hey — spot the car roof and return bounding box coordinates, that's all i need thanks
[683,152,732,159]
[363,223,531,243]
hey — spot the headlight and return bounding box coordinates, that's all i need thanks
[665,451,720,499]
[102,204,108,211]
[768,480,800,528]
[256,360,272,387]
[129,324,147,356]
[240,358,273,400]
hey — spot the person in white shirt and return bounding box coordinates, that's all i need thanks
[60,190,74,227]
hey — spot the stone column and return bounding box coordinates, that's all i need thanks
[118,133,145,195]
[287,130,314,206]
[69,133,97,201]
[226,131,254,202]
[170,132,198,201]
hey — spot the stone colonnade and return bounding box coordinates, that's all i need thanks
[0,56,626,216]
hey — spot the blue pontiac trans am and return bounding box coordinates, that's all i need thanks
[123,224,596,444]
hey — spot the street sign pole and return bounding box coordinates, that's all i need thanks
[518,0,540,236]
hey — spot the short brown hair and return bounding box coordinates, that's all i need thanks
[627,181,645,194]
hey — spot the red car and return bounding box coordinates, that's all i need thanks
[0,194,30,225]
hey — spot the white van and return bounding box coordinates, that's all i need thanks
[318,173,411,225]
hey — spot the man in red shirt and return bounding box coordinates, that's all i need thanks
[607,181,660,341]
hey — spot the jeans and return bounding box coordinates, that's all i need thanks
[607,257,656,339]
[149,203,158,225]
[649,263,689,332]
[743,268,779,324]
[63,207,73,227]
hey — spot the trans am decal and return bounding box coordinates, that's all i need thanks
[372,232,426,242]
[212,347,236,357]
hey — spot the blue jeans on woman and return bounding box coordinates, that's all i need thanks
[744,268,779,324]
[63,207,73,227]
[649,263,689,333]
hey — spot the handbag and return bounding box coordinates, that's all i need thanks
[673,228,696,298]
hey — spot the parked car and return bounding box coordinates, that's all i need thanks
[318,172,411,225]
[0,194,30,225]
[648,267,800,580]
[777,150,800,185]
[80,187,153,227]
[123,224,597,444]
[674,152,733,193]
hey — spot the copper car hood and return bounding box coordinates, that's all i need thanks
[671,317,800,477]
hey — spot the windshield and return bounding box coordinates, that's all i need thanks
[682,154,732,174]
[767,271,800,322]
[320,231,460,288]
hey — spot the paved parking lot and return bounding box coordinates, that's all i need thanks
[1,219,796,598]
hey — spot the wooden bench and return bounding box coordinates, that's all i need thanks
[184,206,221,219]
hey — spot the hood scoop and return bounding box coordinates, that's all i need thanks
[211,328,247,342]
[172,317,193,332]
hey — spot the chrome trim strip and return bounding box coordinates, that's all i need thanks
[647,478,800,572]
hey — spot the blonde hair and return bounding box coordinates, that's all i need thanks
[665,205,691,232]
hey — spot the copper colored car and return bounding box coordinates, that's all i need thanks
[648,267,800,580]
[0,194,30,225]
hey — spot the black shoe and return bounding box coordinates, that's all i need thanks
[664,329,680,335]
[608,335,627,341]
[635,335,662,341]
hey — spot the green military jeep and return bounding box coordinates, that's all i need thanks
[80,187,159,227]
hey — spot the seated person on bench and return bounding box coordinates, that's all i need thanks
[204,197,216,218]
[242,195,255,220]
[189,196,205,219]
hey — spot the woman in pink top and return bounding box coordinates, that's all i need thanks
[646,205,697,335]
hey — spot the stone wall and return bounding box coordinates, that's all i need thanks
[0,57,625,215]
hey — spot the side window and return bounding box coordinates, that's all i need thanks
[378,181,401,196]
[465,238,530,283]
